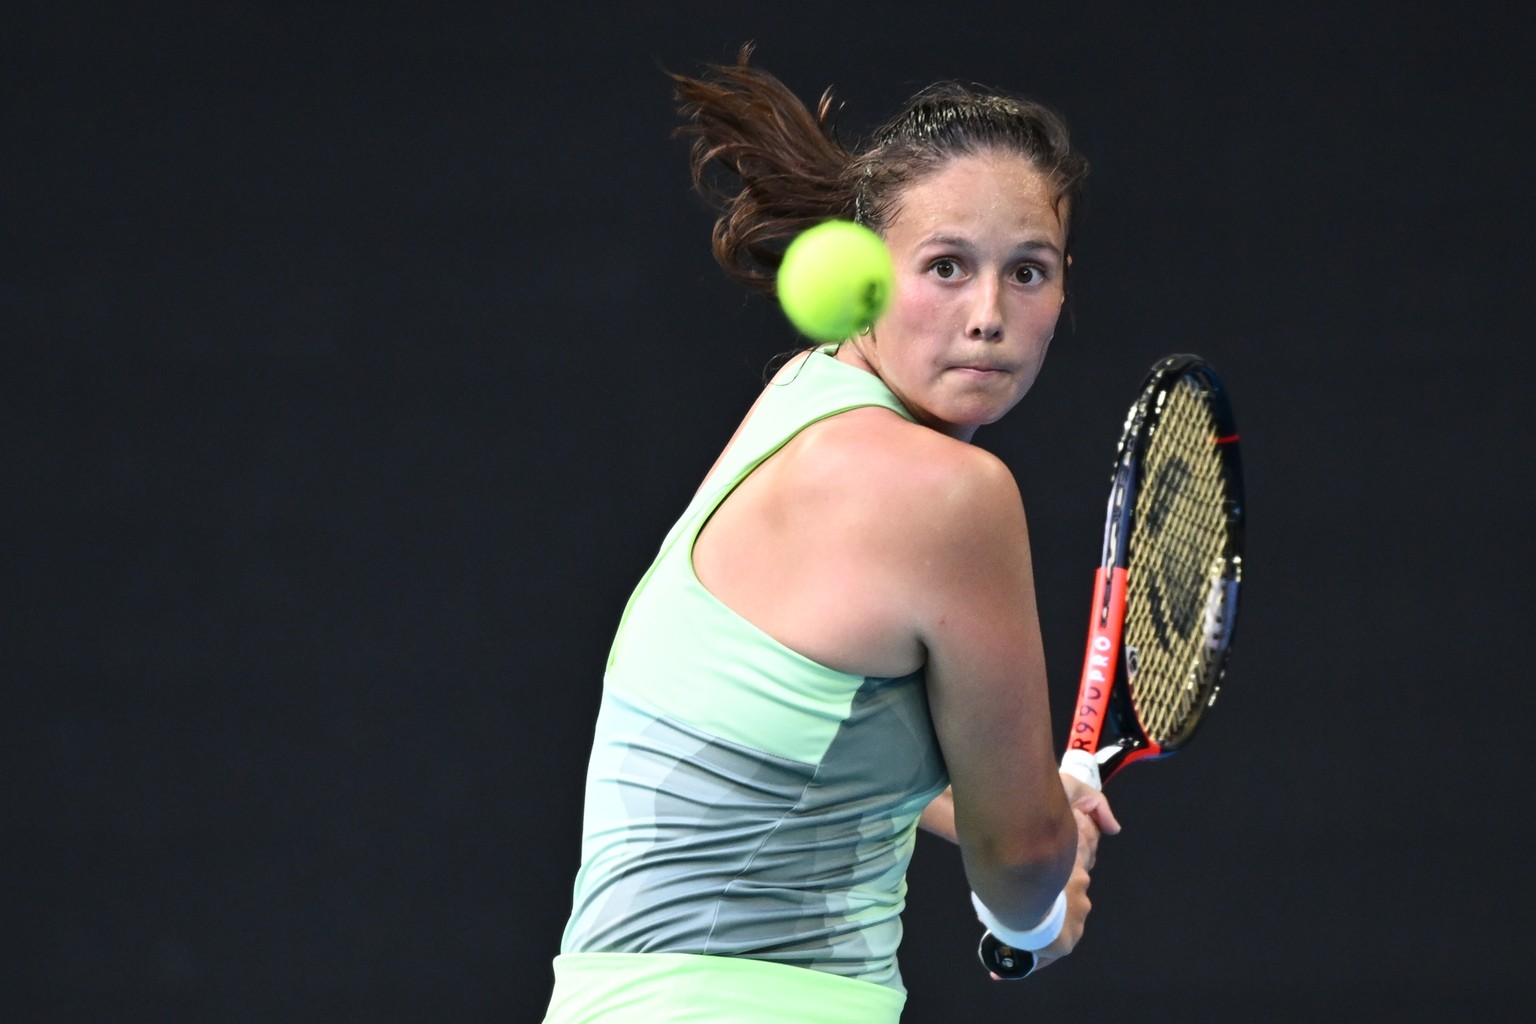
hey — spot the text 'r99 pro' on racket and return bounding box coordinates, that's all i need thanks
[979,353,1246,980]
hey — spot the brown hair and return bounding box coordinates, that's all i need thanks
[670,44,1088,297]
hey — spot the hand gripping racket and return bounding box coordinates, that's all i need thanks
[979,353,1246,979]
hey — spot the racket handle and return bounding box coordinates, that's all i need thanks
[1060,748,1103,790]
[978,930,1037,980]
[973,889,1067,981]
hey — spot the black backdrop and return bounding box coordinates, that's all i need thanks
[12,2,1536,1021]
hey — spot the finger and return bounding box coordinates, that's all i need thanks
[1079,792,1122,835]
[1075,822,1100,869]
[1074,809,1102,848]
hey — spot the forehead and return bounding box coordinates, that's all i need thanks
[886,151,1066,244]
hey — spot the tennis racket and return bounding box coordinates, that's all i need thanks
[978,353,1246,979]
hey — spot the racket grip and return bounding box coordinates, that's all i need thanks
[973,890,1067,982]
[978,930,1037,980]
[1060,748,1103,790]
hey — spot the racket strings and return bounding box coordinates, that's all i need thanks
[1123,379,1234,744]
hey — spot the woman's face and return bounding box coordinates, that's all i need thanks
[849,150,1068,442]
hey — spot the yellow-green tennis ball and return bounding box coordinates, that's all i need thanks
[777,220,894,342]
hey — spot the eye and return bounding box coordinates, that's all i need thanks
[931,258,959,280]
[1013,264,1044,285]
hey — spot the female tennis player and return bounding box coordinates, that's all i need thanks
[542,47,1120,1024]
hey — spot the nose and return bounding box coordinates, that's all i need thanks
[966,277,1004,341]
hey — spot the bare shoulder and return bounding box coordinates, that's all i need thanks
[800,408,1025,540]
[773,408,1032,635]
[695,397,1031,678]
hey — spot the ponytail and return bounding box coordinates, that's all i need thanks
[669,45,858,296]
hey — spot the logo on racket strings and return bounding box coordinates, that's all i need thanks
[1143,456,1199,650]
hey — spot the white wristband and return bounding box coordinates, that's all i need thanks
[971,889,1068,951]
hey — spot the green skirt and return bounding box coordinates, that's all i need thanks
[542,952,906,1023]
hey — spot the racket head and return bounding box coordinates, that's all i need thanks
[1103,354,1244,773]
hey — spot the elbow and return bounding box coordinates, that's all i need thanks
[985,811,1076,884]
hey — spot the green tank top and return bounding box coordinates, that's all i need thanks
[556,349,950,1004]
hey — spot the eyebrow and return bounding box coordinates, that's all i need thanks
[922,234,1064,259]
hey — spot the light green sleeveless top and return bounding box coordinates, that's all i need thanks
[548,350,949,1022]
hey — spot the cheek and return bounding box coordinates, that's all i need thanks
[887,278,949,333]
[1020,293,1064,338]
[1038,306,1063,339]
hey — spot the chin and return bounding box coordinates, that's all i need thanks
[942,407,1011,438]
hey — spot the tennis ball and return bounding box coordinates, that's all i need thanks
[776,220,894,342]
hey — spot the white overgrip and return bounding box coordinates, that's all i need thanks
[1059,748,1103,790]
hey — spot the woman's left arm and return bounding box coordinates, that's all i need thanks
[920,787,957,843]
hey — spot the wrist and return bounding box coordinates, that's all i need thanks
[970,889,1067,951]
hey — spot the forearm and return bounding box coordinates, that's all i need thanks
[958,788,1077,930]
[925,781,1076,928]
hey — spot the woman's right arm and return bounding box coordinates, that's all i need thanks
[899,439,1081,939]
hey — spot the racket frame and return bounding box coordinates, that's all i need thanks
[1066,354,1244,784]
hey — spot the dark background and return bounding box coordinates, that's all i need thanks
[10,2,1535,1021]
